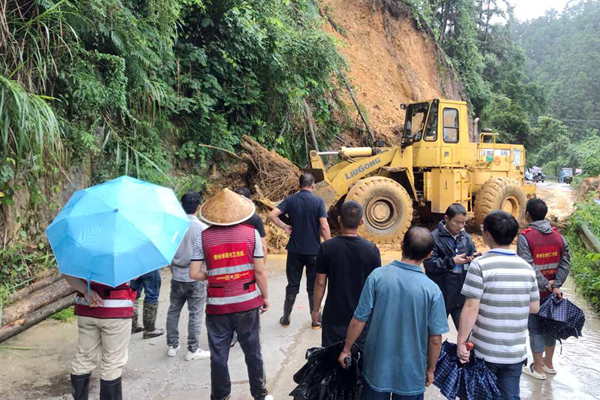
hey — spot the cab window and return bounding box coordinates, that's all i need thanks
[443,108,459,143]
[424,104,438,141]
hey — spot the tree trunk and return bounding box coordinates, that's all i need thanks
[302,100,320,152]
[1,279,75,326]
[0,295,74,344]
[5,269,60,305]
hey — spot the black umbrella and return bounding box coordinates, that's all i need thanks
[537,296,585,341]
[290,341,363,400]
[434,341,502,400]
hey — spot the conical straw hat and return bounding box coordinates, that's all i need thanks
[200,188,256,226]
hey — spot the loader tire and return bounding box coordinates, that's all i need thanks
[346,177,413,244]
[474,178,527,226]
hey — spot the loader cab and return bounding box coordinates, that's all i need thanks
[404,99,471,168]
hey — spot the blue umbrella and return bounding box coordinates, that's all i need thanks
[45,176,190,287]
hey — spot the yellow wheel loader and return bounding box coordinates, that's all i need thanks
[306,99,535,244]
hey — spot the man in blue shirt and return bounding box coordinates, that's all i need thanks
[269,173,331,328]
[338,227,449,400]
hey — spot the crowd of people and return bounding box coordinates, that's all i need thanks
[64,172,569,400]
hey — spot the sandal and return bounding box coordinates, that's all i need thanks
[542,364,557,374]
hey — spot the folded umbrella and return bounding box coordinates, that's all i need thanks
[537,296,585,341]
[290,341,363,400]
[434,341,502,400]
[46,176,190,287]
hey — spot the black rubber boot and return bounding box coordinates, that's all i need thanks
[143,302,164,339]
[279,294,296,327]
[70,373,90,400]
[131,299,143,334]
[100,377,122,400]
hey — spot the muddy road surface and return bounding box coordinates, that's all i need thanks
[1,182,597,400]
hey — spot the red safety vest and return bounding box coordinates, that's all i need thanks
[202,224,263,315]
[522,227,564,300]
[74,282,135,318]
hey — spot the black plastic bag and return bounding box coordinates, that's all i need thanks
[290,341,363,400]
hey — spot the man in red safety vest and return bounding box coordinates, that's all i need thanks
[518,198,570,381]
[189,189,272,400]
[64,276,136,400]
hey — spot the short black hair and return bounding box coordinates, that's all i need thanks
[234,187,252,199]
[483,211,519,246]
[181,191,202,214]
[340,201,363,229]
[526,198,548,221]
[402,227,435,260]
[445,203,467,219]
[299,172,315,188]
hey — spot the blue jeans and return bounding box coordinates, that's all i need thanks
[364,384,424,400]
[130,270,161,304]
[484,361,523,400]
[528,313,556,353]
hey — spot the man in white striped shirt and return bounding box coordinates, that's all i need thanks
[457,211,540,400]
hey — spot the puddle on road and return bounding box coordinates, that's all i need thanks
[520,278,600,400]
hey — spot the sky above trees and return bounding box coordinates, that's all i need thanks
[513,0,572,20]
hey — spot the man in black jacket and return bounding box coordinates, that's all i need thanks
[424,203,478,329]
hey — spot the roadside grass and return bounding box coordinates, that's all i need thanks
[567,199,600,312]
[49,306,76,322]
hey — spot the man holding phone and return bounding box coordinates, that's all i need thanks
[425,203,479,329]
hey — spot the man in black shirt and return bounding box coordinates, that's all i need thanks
[312,201,381,346]
[234,187,267,262]
[269,173,331,328]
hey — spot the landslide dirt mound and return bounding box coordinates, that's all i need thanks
[322,0,463,143]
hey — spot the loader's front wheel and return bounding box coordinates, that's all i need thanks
[346,177,413,244]
[474,177,527,226]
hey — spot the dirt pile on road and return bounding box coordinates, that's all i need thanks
[536,184,575,222]
[576,176,600,201]
[321,0,463,143]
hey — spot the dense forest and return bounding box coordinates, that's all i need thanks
[514,0,600,176]
[1,0,600,291]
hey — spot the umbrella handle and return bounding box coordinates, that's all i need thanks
[343,356,351,368]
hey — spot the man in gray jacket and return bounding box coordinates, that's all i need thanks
[518,198,570,380]
[166,191,211,361]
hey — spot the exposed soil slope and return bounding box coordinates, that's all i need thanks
[322,0,463,143]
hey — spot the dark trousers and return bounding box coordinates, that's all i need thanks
[285,252,317,297]
[166,280,206,352]
[446,306,462,330]
[206,308,268,400]
[485,361,523,400]
[130,270,161,304]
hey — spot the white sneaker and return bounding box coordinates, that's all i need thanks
[185,349,210,361]
[264,396,273,400]
[522,364,547,380]
[167,345,180,357]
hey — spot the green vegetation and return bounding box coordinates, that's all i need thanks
[0,0,346,294]
[49,306,76,322]
[567,200,600,312]
[514,0,600,173]
[403,0,544,144]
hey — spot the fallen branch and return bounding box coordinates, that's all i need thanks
[5,269,60,305]
[0,295,74,344]
[2,279,75,326]
[197,144,243,160]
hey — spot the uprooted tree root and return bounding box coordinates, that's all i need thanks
[241,135,301,202]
